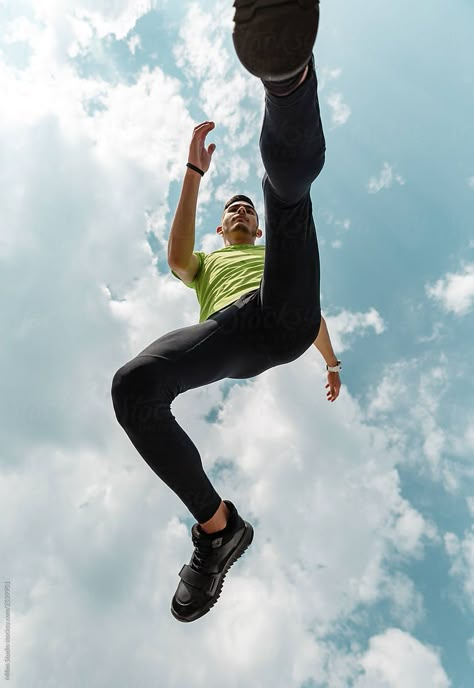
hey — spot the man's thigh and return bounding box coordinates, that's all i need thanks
[257,178,321,362]
[220,286,320,370]
[136,300,273,391]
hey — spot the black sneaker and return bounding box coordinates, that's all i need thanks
[232,0,320,81]
[171,500,254,623]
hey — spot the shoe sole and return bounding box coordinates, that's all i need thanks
[232,0,320,81]
[170,521,254,623]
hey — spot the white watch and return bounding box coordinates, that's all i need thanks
[326,360,342,373]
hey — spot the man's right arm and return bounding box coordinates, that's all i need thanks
[167,167,202,269]
[168,120,216,274]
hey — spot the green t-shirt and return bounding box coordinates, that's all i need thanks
[171,244,265,322]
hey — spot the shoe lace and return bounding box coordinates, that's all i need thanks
[191,535,215,572]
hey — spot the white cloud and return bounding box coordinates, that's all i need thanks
[369,362,451,426]
[390,502,434,556]
[127,32,141,56]
[381,573,425,631]
[367,162,405,194]
[426,263,474,315]
[173,0,262,142]
[445,529,474,609]
[206,364,436,627]
[325,308,386,353]
[326,91,351,127]
[417,321,443,343]
[1,0,154,82]
[3,15,39,44]
[354,628,451,688]
[467,176,474,188]
[318,65,343,90]
[37,0,152,45]
[363,355,474,493]
[366,371,407,417]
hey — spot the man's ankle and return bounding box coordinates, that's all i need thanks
[199,500,230,534]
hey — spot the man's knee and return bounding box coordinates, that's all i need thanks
[111,356,170,426]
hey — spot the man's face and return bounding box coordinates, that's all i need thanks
[217,201,262,246]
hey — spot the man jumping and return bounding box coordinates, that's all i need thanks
[111,0,341,623]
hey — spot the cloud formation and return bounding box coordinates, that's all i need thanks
[367,162,405,194]
[426,263,474,316]
[355,628,451,688]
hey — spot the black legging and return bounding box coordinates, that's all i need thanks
[111,54,326,524]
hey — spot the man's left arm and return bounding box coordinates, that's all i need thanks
[313,315,341,402]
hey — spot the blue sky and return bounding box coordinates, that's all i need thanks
[1,0,473,686]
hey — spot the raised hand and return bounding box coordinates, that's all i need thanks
[188,121,216,175]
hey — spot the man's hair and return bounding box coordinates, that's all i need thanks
[222,194,259,226]
[224,194,256,212]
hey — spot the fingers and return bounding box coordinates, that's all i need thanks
[195,121,214,128]
[194,121,215,136]
[189,122,216,173]
[325,382,340,402]
[191,122,215,149]
[326,373,341,402]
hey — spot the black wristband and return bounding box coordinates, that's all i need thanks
[186,162,205,177]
